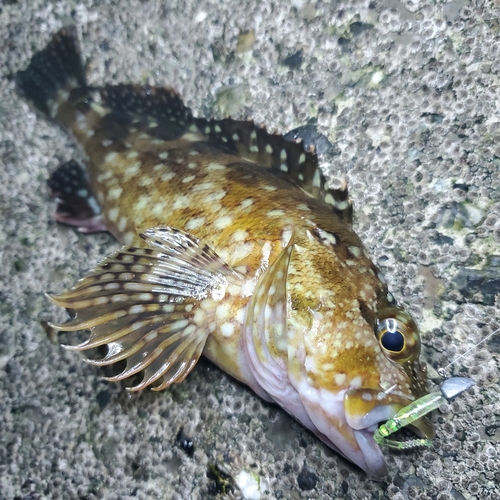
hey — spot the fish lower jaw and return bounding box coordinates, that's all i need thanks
[292,381,390,478]
[352,428,388,479]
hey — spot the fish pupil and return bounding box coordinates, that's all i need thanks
[381,330,405,352]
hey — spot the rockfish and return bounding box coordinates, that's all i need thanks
[17,26,432,477]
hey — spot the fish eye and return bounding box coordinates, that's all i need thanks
[380,327,405,352]
[375,307,420,363]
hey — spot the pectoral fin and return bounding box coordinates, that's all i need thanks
[49,227,242,391]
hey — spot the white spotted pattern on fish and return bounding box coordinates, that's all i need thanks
[17,26,432,478]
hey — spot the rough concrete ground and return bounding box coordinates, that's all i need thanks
[1,0,500,499]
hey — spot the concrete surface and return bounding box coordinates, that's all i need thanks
[1,0,499,499]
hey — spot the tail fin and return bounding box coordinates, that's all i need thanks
[16,26,87,117]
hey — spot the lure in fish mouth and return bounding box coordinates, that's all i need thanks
[17,26,433,478]
[243,240,433,477]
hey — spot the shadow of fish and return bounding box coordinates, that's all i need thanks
[17,26,432,478]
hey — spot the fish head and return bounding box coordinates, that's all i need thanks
[259,228,432,477]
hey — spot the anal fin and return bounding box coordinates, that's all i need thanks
[48,227,243,391]
[48,160,106,232]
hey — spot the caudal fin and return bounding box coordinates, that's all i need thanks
[16,26,87,117]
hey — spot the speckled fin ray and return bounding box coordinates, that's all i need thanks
[48,160,106,233]
[16,25,87,117]
[100,84,197,141]
[48,226,242,391]
[197,117,353,224]
[98,82,352,223]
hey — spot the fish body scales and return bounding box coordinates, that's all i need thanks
[17,26,432,478]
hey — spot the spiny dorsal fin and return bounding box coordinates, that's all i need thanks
[48,227,242,391]
[196,117,353,225]
[100,83,352,224]
[284,125,335,156]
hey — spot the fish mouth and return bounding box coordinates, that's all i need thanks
[346,403,396,478]
[291,382,435,477]
[343,389,435,478]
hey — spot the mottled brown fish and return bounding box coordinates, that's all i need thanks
[17,26,432,477]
